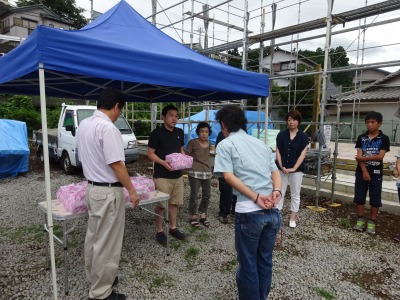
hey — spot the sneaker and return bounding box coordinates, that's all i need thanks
[156,231,167,245]
[353,218,365,232]
[366,221,376,234]
[169,228,186,240]
[219,216,229,224]
[394,234,400,242]
[289,220,296,228]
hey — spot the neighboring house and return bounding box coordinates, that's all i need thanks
[326,69,400,143]
[0,1,74,53]
[261,47,317,87]
[351,67,390,89]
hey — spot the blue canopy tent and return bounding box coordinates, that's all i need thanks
[0,1,268,101]
[0,120,30,178]
[0,1,269,298]
[177,110,273,146]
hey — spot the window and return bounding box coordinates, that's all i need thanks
[13,17,37,35]
[280,61,296,71]
[63,111,74,127]
[13,17,22,27]
[77,109,95,125]
[1,19,10,34]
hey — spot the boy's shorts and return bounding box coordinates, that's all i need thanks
[353,171,382,207]
[153,177,184,208]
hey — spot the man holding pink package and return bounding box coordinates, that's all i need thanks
[148,105,186,244]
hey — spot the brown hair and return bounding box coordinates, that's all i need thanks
[285,110,302,125]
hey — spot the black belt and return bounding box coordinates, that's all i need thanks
[88,180,123,187]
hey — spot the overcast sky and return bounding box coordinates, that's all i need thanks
[74,0,399,72]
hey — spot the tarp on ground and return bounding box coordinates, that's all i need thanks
[0,0,268,102]
[0,119,29,178]
[177,110,273,146]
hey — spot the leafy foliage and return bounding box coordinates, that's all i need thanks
[0,95,40,134]
[16,0,87,29]
[299,46,353,89]
[0,95,61,135]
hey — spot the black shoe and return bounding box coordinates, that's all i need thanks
[169,228,186,240]
[89,290,126,300]
[156,231,167,245]
[105,291,126,300]
[112,276,118,288]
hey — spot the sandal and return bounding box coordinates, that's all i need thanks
[189,218,200,227]
[199,218,210,228]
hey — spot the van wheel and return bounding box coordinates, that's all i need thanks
[61,152,76,175]
[37,147,44,164]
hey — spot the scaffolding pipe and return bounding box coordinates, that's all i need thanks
[315,0,333,208]
[330,87,342,202]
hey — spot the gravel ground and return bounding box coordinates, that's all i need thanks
[0,155,400,300]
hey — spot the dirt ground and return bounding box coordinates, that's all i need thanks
[27,149,400,242]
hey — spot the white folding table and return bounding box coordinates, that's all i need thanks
[38,190,170,295]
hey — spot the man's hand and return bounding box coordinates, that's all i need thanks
[162,160,174,172]
[129,190,140,208]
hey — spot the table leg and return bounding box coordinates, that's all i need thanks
[43,212,50,270]
[165,202,169,256]
[63,220,69,295]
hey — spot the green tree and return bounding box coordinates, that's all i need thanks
[299,46,353,89]
[0,95,41,134]
[16,0,87,29]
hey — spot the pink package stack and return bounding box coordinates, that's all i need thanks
[56,181,88,213]
[165,153,193,170]
[124,176,155,203]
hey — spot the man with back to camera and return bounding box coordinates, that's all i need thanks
[77,88,139,300]
[214,105,282,300]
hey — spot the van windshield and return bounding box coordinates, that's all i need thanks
[115,115,133,134]
[77,109,132,133]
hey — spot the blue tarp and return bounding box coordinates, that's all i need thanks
[0,0,268,102]
[177,110,273,146]
[0,120,30,178]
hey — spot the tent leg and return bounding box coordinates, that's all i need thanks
[39,62,58,299]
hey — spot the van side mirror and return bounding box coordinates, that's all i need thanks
[66,125,76,136]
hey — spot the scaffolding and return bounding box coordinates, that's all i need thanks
[125,0,400,208]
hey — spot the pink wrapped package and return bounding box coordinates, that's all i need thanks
[56,181,88,213]
[124,176,155,203]
[165,153,193,170]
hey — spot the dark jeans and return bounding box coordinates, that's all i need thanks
[188,176,211,215]
[218,177,237,217]
[235,209,282,300]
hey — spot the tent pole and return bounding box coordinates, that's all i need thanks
[39,62,58,299]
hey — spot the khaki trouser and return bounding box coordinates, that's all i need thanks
[85,185,125,299]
